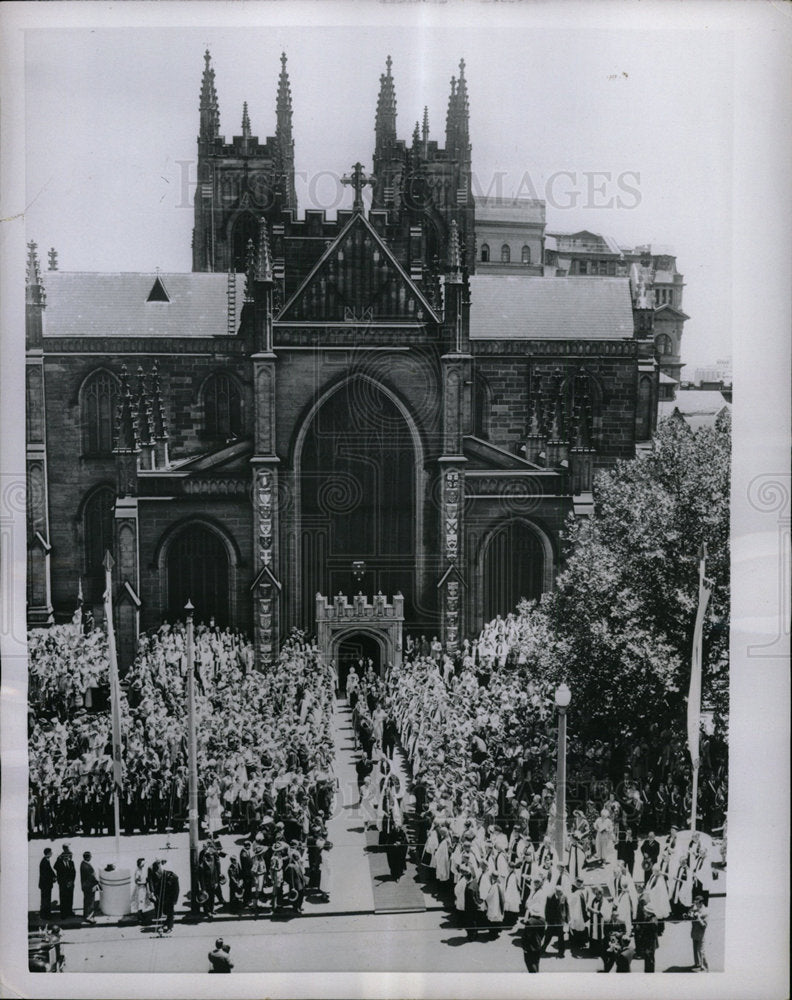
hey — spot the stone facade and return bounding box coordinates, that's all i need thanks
[26,53,666,666]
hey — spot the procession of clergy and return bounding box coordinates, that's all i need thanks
[344,637,714,974]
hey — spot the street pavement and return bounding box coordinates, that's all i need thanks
[38,897,726,974]
[28,695,725,973]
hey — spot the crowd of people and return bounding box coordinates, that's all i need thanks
[29,604,724,967]
[28,620,336,843]
[380,618,721,971]
[32,622,338,924]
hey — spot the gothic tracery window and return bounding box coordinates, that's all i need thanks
[203,372,243,439]
[521,245,531,264]
[81,370,118,456]
[480,243,490,262]
[500,244,511,263]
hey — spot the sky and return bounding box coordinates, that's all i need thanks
[24,21,734,373]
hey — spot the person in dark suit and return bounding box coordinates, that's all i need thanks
[640,831,661,884]
[80,852,100,923]
[208,938,233,972]
[239,840,253,907]
[39,847,56,918]
[542,885,569,957]
[54,844,76,918]
[634,891,660,972]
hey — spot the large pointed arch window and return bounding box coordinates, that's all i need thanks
[203,373,243,439]
[81,370,118,456]
[83,486,115,602]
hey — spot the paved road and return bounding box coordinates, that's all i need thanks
[52,896,726,973]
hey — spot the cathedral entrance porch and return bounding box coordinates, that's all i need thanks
[315,592,404,688]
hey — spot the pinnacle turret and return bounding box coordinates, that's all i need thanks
[447,220,463,283]
[255,218,273,283]
[241,101,251,138]
[374,55,397,157]
[199,49,220,141]
[275,52,296,210]
[114,366,140,453]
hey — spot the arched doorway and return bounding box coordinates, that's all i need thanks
[481,520,550,621]
[166,523,231,625]
[336,631,383,690]
[299,380,416,622]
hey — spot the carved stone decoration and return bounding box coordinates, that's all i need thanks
[254,467,278,662]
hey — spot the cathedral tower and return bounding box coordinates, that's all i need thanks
[192,50,297,272]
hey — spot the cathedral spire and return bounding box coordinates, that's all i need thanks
[241,101,251,138]
[275,52,296,210]
[374,55,397,158]
[422,105,430,153]
[199,49,220,141]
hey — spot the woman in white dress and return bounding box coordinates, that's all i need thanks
[594,808,615,864]
[205,784,223,837]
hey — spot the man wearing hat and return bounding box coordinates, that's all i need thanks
[54,844,76,918]
[689,894,709,971]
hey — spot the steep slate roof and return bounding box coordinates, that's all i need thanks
[469,275,635,340]
[41,272,245,338]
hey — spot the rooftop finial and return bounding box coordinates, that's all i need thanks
[48,248,58,271]
[341,162,375,214]
[242,101,251,137]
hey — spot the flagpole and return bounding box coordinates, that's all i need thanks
[688,544,711,833]
[102,551,123,858]
[185,600,200,914]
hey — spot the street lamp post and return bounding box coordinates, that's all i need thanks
[554,683,572,862]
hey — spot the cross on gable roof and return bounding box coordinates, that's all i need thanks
[278,212,440,325]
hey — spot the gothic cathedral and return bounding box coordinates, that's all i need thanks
[26,52,661,667]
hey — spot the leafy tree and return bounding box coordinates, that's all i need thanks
[515,412,730,766]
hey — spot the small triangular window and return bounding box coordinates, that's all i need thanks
[147,276,170,302]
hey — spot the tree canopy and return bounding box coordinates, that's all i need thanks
[514,412,731,766]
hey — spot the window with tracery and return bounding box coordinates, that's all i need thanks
[81,371,118,456]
